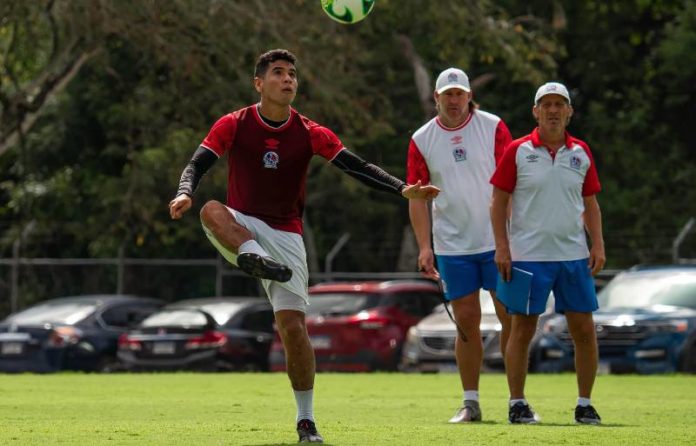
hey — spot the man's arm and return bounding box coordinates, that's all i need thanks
[583,195,606,275]
[331,150,439,200]
[169,146,218,219]
[491,187,512,281]
[409,199,439,280]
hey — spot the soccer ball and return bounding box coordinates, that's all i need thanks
[321,0,376,24]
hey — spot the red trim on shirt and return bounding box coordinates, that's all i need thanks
[494,120,513,165]
[406,139,430,184]
[435,110,474,131]
[251,104,295,132]
[573,138,602,196]
[490,135,532,193]
[530,128,573,153]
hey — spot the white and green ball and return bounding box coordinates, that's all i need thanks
[321,0,376,24]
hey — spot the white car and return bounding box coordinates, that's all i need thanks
[400,290,554,373]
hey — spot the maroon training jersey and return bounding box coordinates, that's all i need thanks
[200,105,343,234]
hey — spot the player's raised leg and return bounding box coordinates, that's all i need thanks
[200,200,292,282]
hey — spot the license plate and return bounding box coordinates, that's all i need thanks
[152,342,176,355]
[309,336,331,349]
[1,342,24,355]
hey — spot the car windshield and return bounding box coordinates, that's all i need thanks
[598,271,696,310]
[7,301,97,325]
[140,310,209,328]
[306,293,381,316]
[167,302,247,325]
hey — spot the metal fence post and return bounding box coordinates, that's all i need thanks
[216,254,223,297]
[325,233,351,282]
[11,239,19,314]
[117,245,125,294]
[672,217,696,263]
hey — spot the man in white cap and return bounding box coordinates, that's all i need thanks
[407,67,513,423]
[490,82,605,424]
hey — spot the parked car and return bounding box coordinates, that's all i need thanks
[0,295,163,372]
[401,290,555,373]
[269,280,443,372]
[118,297,274,371]
[532,265,696,373]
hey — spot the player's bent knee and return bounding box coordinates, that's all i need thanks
[200,200,227,226]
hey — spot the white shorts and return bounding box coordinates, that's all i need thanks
[201,207,309,313]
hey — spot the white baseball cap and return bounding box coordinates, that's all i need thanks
[435,68,471,94]
[534,82,571,104]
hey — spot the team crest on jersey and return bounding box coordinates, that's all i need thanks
[263,151,279,169]
[452,147,467,162]
[570,155,582,169]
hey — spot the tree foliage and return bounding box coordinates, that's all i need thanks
[1,0,694,301]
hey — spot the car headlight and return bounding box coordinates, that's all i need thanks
[406,326,419,341]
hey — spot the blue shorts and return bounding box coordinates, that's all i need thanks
[508,259,598,315]
[436,251,497,301]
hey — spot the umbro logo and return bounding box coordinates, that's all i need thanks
[526,154,540,163]
[450,136,463,145]
[264,138,280,150]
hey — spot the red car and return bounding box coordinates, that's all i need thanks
[269,280,443,372]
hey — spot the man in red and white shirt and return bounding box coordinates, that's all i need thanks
[407,67,512,423]
[490,82,605,425]
[169,49,439,444]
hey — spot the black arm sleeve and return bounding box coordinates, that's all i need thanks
[176,146,218,197]
[330,149,406,196]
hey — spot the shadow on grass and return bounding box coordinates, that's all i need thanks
[240,444,335,446]
[515,422,627,427]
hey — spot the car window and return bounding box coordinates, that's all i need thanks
[306,293,380,316]
[598,272,696,309]
[140,310,210,328]
[7,301,97,325]
[419,292,444,316]
[237,309,274,332]
[391,293,426,317]
[171,302,246,325]
[101,304,156,328]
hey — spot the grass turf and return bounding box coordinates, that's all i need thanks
[0,372,694,445]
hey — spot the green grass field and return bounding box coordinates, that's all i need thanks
[0,372,694,445]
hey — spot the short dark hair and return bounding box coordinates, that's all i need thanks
[254,49,297,78]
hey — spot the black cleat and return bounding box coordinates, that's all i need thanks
[508,402,540,424]
[237,252,292,282]
[297,419,323,443]
[575,404,601,425]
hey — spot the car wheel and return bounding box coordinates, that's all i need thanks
[97,356,123,373]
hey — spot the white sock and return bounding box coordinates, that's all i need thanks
[463,390,479,402]
[577,397,591,407]
[509,398,527,407]
[294,389,314,422]
[238,240,268,257]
